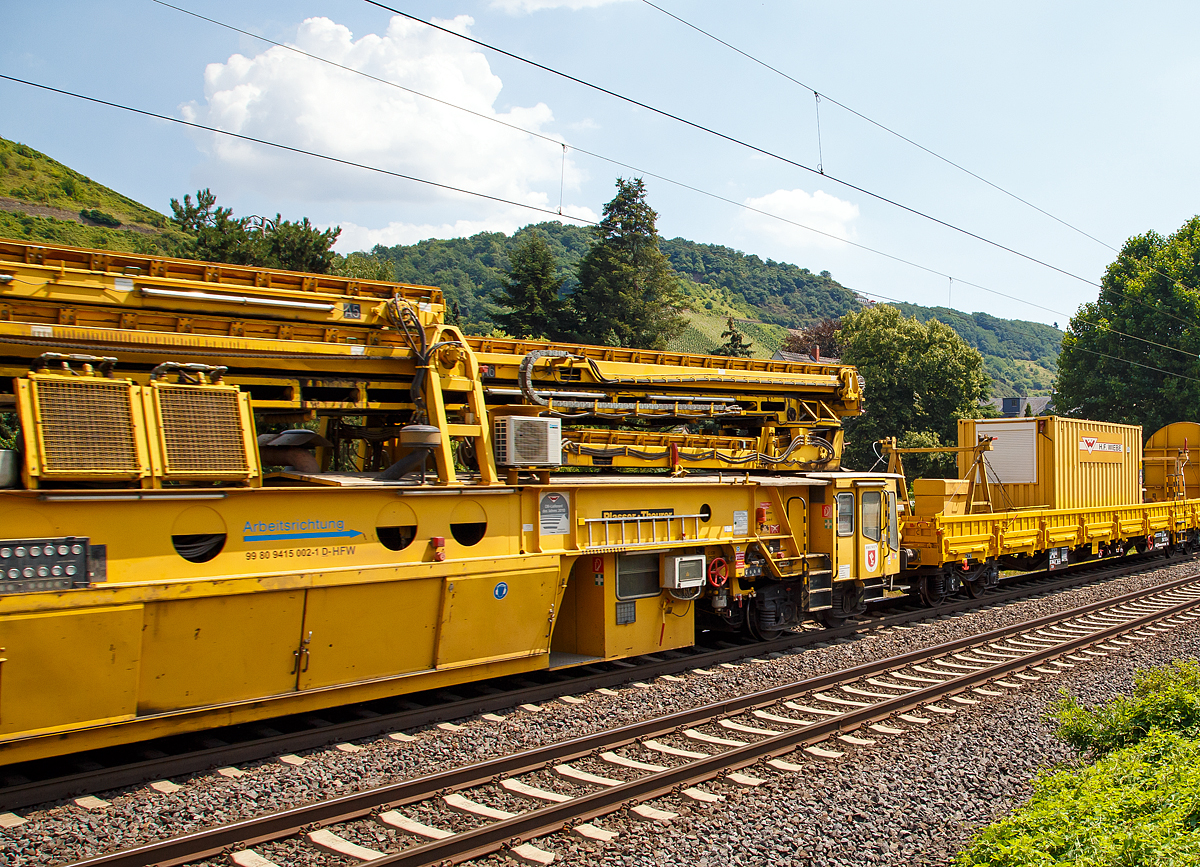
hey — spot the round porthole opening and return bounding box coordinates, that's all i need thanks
[378,525,417,551]
[451,522,487,546]
[172,533,226,563]
[449,500,488,546]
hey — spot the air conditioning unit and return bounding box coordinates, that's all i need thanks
[494,416,562,467]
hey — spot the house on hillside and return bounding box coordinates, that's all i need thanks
[773,348,841,365]
[981,396,1052,417]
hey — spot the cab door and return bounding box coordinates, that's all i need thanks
[833,489,856,581]
[857,483,900,580]
[857,485,886,580]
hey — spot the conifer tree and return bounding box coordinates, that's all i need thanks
[493,230,563,340]
[713,316,754,357]
[571,178,685,349]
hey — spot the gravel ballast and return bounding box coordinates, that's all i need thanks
[4,560,1198,867]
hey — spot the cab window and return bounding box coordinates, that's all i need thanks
[862,490,882,542]
[836,492,854,536]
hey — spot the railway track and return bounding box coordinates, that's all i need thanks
[1,549,1185,812]
[54,565,1200,867]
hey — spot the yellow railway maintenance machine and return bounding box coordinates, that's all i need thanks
[0,240,901,764]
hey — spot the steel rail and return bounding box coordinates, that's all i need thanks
[374,579,1200,867]
[6,550,1167,811]
[61,570,1200,867]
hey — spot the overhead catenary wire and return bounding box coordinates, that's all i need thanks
[638,0,1117,253]
[357,0,1106,292]
[8,28,1193,376]
[638,0,1200,337]
[851,284,1197,366]
[2,68,1188,367]
[143,1,1200,359]
[362,1,1200,343]
[0,74,598,229]
[1067,345,1200,386]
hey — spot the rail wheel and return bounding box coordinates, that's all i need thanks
[819,582,867,628]
[918,570,952,607]
[746,614,782,641]
[745,599,783,640]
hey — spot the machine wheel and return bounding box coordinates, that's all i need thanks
[745,600,783,640]
[918,570,952,607]
[746,615,782,641]
[819,583,867,628]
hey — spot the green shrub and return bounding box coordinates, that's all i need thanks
[1050,660,1200,755]
[957,730,1200,866]
[79,208,121,227]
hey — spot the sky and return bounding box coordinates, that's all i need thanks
[3,0,1199,328]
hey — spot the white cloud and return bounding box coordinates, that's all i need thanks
[181,14,583,216]
[336,205,599,252]
[737,188,859,251]
[490,0,631,13]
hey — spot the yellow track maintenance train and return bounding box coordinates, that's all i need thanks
[1,239,1197,767]
[0,240,904,764]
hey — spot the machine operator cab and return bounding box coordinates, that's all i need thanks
[808,472,903,620]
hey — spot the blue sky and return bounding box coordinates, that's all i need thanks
[4,1,1199,327]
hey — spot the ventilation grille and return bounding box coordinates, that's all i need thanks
[155,386,250,476]
[513,419,549,463]
[494,417,561,466]
[35,379,141,475]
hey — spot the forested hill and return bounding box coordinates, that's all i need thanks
[374,222,859,333]
[372,223,1060,396]
[891,304,1062,397]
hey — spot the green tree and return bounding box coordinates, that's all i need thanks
[0,412,18,450]
[780,316,844,359]
[571,178,685,349]
[1055,216,1200,434]
[331,251,395,282]
[837,305,990,472]
[493,230,563,340]
[263,215,340,273]
[712,316,754,357]
[169,189,340,274]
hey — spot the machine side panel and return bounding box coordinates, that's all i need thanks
[137,591,304,713]
[434,566,560,668]
[296,578,442,689]
[0,605,142,735]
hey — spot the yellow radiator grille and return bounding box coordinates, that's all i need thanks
[154,385,250,476]
[34,379,141,474]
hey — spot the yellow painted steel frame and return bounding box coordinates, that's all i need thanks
[0,473,898,764]
[902,499,1200,564]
